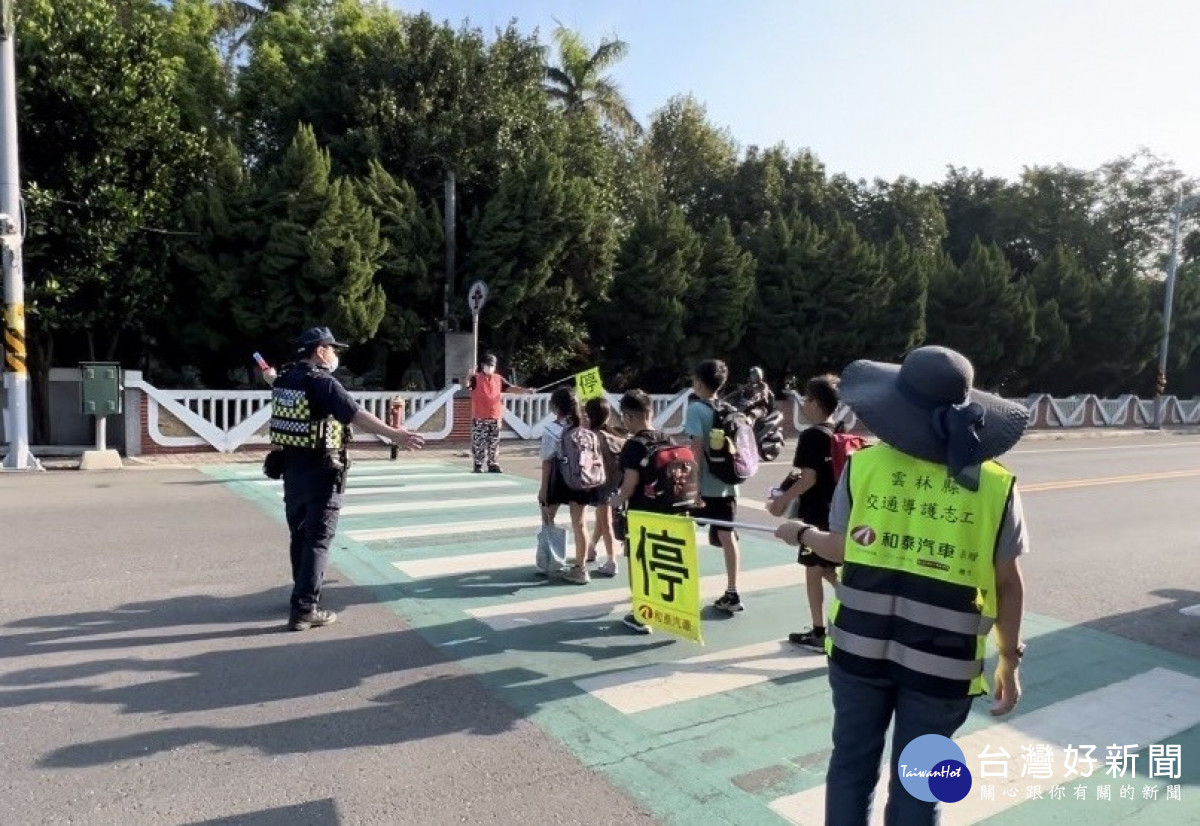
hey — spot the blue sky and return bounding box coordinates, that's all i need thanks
[399,0,1200,184]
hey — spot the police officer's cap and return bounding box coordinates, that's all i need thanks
[296,326,349,353]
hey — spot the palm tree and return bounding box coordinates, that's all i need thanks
[543,25,641,137]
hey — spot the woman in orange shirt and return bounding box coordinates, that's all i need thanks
[466,354,529,473]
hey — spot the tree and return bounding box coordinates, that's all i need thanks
[356,162,442,378]
[17,0,211,432]
[467,146,614,376]
[684,217,755,363]
[740,212,824,383]
[543,25,640,137]
[646,95,738,227]
[1023,245,1093,393]
[875,231,929,360]
[925,241,1036,389]
[594,203,700,387]
[253,126,386,343]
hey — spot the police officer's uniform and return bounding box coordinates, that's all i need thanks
[269,328,361,625]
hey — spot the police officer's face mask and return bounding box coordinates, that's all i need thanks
[319,346,338,372]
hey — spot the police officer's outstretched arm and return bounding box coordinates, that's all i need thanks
[352,408,425,450]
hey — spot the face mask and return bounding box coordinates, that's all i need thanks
[482,365,496,374]
[326,354,339,373]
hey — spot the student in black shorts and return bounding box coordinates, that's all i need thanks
[767,374,842,650]
[609,389,672,634]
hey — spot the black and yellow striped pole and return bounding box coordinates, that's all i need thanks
[1,0,40,470]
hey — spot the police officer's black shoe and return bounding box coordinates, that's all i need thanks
[288,608,338,632]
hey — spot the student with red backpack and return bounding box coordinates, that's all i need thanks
[539,387,603,585]
[767,374,864,650]
[610,389,701,633]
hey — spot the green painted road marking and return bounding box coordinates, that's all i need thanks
[209,461,1200,825]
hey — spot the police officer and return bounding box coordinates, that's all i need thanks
[267,326,424,631]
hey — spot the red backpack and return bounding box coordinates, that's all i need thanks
[820,424,866,479]
[634,433,701,511]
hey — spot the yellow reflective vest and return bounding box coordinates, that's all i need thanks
[827,443,1015,698]
[269,365,345,452]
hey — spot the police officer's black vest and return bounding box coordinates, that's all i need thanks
[269,364,345,451]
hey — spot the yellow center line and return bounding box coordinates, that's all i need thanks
[1023,468,1200,493]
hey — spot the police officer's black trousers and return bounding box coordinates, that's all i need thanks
[282,458,343,614]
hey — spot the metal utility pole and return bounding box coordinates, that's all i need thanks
[443,168,456,332]
[0,0,39,470]
[1154,190,1200,430]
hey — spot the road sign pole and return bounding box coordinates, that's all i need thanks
[472,311,480,374]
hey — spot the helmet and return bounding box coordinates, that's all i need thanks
[749,366,764,382]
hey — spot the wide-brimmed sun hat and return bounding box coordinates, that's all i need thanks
[840,346,1029,488]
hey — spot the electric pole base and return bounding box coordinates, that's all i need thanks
[79,449,122,471]
[0,448,44,471]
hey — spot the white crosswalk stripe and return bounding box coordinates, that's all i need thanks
[348,514,544,542]
[467,564,804,631]
[343,494,530,517]
[577,639,826,713]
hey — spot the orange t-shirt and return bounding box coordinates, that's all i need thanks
[469,372,509,420]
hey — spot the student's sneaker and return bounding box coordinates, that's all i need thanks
[594,558,618,578]
[622,613,652,634]
[487,465,502,473]
[788,628,827,651]
[472,465,483,473]
[713,591,744,614]
[288,608,337,632]
[585,544,597,563]
[558,565,590,585]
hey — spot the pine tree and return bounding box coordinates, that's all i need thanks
[1025,245,1094,393]
[877,231,929,360]
[926,240,1036,389]
[684,217,755,362]
[741,211,825,383]
[249,125,386,345]
[357,161,442,372]
[597,203,701,387]
[803,218,888,372]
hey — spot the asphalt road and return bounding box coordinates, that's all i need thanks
[1,431,1197,824]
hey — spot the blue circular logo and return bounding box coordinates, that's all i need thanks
[896,734,972,803]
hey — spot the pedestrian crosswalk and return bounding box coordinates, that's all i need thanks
[216,459,1200,826]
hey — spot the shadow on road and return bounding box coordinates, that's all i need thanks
[188,799,340,826]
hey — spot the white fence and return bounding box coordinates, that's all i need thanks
[124,379,1200,454]
[133,380,460,453]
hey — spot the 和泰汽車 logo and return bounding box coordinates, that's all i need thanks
[897,734,972,803]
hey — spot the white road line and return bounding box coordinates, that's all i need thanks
[342,494,531,516]
[467,564,804,631]
[394,547,535,579]
[276,479,521,498]
[577,639,825,714]
[348,514,544,542]
[227,461,449,477]
[254,470,476,486]
[769,667,1200,825]
[1180,604,1200,617]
